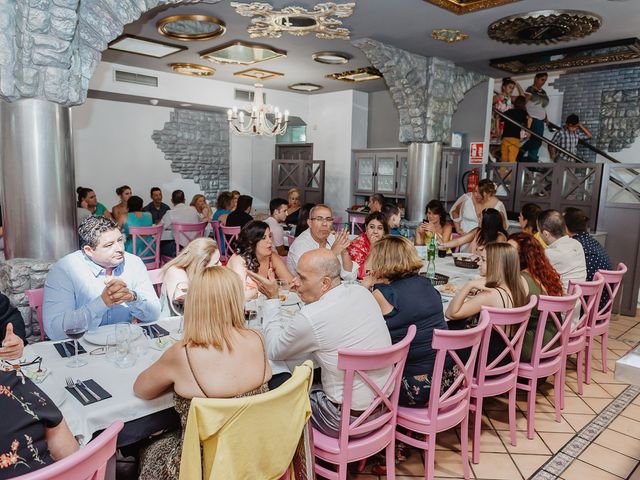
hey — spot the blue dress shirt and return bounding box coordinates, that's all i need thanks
[43,251,161,340]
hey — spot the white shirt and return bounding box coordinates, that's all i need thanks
[161,203,202,247]
[263,284,392,409]
[265,216,285,249]
[545,235,587,293]
[287,229,358,280]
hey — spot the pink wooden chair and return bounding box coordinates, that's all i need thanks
[312,325,416,480]
[220,225,241,263]
[350,214,366,235]
[172,222,207,256]
[333,215,343,231]
[286,233,296,249]
[585,263,627,383]
[470,297,536,464]
[25,288,45,341]
[516,289,581,439]
[147,268,164,297]
[14,420,123,480]
[210,219,223,250]
[396,317,489,480]
[129,225,162,270]
[563,277,605,406]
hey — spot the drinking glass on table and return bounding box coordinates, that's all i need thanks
[170,282,189,334]
[63,308,89,368]
[277,280,290,303]
[114,323,136,368]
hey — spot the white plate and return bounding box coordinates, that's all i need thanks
[436,286,457,298]
[84,324,144,345]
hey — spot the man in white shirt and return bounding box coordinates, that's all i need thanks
[160,190,201,256]
[249,249,392,438]
[538,209,587,293]
[287,204,358,280]
[265,198,288,256]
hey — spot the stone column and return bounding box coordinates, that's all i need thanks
[353,39,486,220]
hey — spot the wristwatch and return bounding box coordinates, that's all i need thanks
[130,290,138,303]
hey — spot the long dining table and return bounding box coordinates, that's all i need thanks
[18,254,477,445]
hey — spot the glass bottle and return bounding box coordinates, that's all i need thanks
[426,235,437,280]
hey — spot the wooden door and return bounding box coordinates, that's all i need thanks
[271,159,325,204]
[275,144,313,161]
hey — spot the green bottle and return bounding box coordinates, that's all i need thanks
[426,235,437,280]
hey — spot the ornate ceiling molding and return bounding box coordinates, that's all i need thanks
[230,2,355,39]
[488,10,602,45]
[432,28,469,43]
[424,0,520,15]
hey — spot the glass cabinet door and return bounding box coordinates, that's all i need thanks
[355,154,375,193]
[397,154,408,195]
[375,155,397,193]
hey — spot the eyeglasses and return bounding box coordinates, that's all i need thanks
[310,217,333,224]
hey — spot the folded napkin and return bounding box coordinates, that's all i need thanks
[65,379,112,406]
[54,341,87,358]
[142,324,170,339]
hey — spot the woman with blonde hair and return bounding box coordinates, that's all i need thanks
[159,237,220,316]
[285,187,302,225]
[135,266,271,479]
[446,242,528,323]
[190,194,213,222]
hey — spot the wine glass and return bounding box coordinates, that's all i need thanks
[170,282,189,334]
[277,280,290,303]
[63,308,89,368]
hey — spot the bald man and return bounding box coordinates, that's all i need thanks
[249,248,391,438]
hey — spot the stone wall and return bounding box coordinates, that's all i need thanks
[550,64,640,162]
[0,259,53,342]
[152,108,230,204]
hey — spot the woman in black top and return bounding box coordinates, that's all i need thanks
[366,236,455,407]
[0,371,77,478]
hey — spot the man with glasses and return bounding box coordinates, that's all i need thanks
[43,216,160,340]
[286,204,358,280]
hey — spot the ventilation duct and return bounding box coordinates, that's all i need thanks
[114,70,159,87]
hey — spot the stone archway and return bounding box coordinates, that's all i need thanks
[0,0,221,106]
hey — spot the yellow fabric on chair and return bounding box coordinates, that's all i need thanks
[179,361,313,480]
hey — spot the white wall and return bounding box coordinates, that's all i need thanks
[306,90,368,216]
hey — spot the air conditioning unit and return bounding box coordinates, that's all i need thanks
[114,70,159,87]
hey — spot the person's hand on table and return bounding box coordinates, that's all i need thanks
[0,323,24,360]
[101,277,135,307]
[246,270,278,300]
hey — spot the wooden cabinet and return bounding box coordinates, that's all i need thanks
[353,148,459,202]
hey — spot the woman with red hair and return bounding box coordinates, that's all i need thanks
[508,232,563,361]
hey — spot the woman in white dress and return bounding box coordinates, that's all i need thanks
[450,179,508,235]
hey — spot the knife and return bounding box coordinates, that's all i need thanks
[60,341,71,357]
[78,380,101,402]
[150,325,160,338]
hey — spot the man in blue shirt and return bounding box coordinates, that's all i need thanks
[44,216,161,340]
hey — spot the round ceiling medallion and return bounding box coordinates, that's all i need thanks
[170,63,215,76]
[288,83,323,92]
[312,51,352,65]
[157,15,226,41]
[488,10,602,45]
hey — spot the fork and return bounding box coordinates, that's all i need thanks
[66,377,89,404]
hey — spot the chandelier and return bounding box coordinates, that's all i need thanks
[227,83,289,136]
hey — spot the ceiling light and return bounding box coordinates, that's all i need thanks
[227,83,288,136]
[234,68,284,80]
[157,14,226,41]
[326,67,383,82]
[312,51,351,65]
[170,63,216,76]
[108,34,186,58]
[432,28,469,43]
[200,40,286,65]
[230,2,355,39]
[288,83,323,92]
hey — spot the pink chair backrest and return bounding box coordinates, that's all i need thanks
[333,215,343,231]
[286,234,296,248]
[25,288,45,341]
[220,226,241,259]
[528,290,581,367]
[593,263,627,325]
[172,222,207,255]
[147,268,164,297]
[568,277,605,339]
[475,297,537,385]
[350,214,366,235]
[427,317,489,424]
[129,225,163,270]
[210,220,222,250]
[335,325,416,450]
[14,420,123,480]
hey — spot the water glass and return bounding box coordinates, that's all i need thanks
[114,323,136,368]
[277,280,290,303]
[105,334,118,363]
[132,332,150,357]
